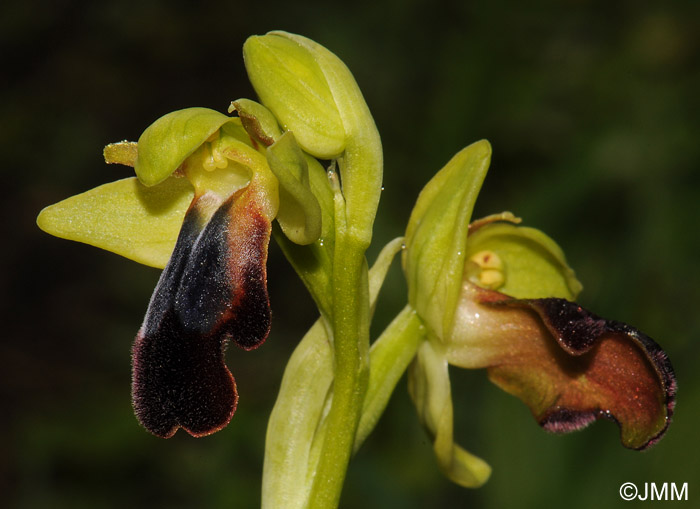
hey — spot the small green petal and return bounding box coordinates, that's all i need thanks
[403,140,492,342]
[135,107,234,187]
[464,221,582,300]
[267,131,322,245]
[37,177,193,268]
[217,135,280,221]
[229,98,282,146]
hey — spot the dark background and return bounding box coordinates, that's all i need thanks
[3,0,699,507]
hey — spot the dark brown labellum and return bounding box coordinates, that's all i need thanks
[132,190,271,438]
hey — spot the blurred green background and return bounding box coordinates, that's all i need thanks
[3,0,699,507]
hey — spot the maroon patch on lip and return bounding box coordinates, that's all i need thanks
[131,190,272,438]
[219,209,272,351]
[478,290,676,450]
[540,407,599,434]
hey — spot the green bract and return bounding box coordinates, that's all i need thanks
[263,238,411,509]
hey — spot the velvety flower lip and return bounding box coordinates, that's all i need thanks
[132,184,272,438]
[454,284,676,450]
[516,297,676,449]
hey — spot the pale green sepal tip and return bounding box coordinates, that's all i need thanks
[37,176,193,269]
[403,139,492,340]
[135,107,233,187]
[266,131,322,245]
[465,222,582,300]
[442,443,492,489]
[243,33,346,159]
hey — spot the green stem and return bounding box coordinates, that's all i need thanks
[308,175,371,507]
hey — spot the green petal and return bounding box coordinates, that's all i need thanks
[229,98,282,146]
[37,177,193,268]
[408,339,492,488]
[463,221,582,300]
[135,107,235,187]
[267,131,322,245]
[403,140,492,342]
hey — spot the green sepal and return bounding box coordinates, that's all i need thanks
[135,107,236,187]
[36,176,193,268]
[408,339,492,488]
[229,98,282,146]
[403,140,492,342]
[266,132,322,245]
[243,34,345,159]
[464,221,582,300]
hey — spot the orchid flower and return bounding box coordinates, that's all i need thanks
[37,105,322,438]
[402,140,676,487]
